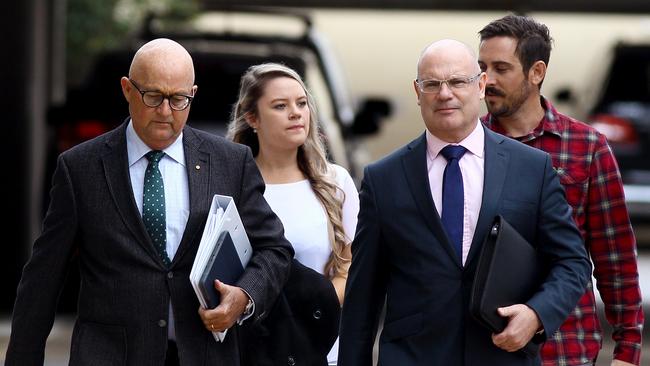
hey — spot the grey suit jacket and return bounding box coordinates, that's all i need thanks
[5,121,293,366]
[339,126,591,366]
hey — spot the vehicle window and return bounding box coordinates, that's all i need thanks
[597,45,650,109]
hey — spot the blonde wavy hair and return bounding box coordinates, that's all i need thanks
[226,63,349,279]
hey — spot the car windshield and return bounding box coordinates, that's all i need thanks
[70,48,308,137]
[597,45,650,106]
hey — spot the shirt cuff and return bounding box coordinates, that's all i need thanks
[237,288,255,325]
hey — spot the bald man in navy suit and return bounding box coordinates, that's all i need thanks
[338,39,591,366]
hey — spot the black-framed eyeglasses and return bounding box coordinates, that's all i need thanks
[128,79,194,111]
[416,72,482,94]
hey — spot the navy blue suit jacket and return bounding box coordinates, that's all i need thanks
[338,126,591,366]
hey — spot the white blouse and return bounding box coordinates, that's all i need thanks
[263,164,359,275]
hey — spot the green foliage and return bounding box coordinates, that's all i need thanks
[66,0,200,85]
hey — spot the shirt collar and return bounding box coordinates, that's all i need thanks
[425,120,485,160]
[481,96,563,141]
[126,119,186,167]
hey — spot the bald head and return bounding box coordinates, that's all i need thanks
[129,38,195,86]
[413,38,486,143]
[121,38,198,151]
[417,39,480,80]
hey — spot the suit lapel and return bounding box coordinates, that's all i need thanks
[465,127,509,266]
[102,122,163,265]
[172,128,211,266]
[402,133,461,267]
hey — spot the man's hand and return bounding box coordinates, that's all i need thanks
[611,360,636,366]
[491,304,541,352]
[198,280,249,332]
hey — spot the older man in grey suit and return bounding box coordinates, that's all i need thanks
[5,38,293,366]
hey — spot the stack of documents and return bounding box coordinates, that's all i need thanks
[190,194,253,342]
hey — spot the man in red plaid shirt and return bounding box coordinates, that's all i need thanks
[478,14,644,366]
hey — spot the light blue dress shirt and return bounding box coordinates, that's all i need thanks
[126,120,189,340]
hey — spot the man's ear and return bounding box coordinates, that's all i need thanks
[120,77,131,102]
[413,79,422,106]
[478,72,487,100]
[528,61,547,88]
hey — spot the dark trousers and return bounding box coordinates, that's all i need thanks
[165,340,179,366]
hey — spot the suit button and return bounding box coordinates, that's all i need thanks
[312,309,322,319]
[287,356,295,366]
[167,272,174,279]
[158,319,167,327]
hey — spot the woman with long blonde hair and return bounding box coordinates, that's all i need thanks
[228,62,358,365]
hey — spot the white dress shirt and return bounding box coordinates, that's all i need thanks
[126,120,189,339]
[425,121,485,265]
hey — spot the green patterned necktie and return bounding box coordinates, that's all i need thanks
[143,150,171,266]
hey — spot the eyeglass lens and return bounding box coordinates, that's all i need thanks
[142,93,191,110]
[419,74,479,93]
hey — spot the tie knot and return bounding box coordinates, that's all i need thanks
[440,145,467,161]
[145,150,165,164]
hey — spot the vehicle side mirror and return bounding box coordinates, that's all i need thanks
[351,98,392,136]
[555,87,575,104]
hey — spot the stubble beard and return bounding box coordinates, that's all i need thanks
[488,81,531,118]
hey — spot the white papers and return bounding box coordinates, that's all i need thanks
[190,194,252,343]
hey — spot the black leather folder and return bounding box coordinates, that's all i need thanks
[470,215,543,355]
[199,231,246,309]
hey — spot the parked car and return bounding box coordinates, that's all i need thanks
[47,7,390,187]
[559,41,650,246]
[45,7,391,312]
[587,43,650,221]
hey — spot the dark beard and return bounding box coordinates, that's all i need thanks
[487,81,531,118]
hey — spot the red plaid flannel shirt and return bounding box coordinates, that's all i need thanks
[482,97,644,366]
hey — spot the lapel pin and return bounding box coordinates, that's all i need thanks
[195,164,201,170]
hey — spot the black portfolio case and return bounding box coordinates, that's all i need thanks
[470,215,543,356]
